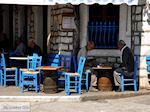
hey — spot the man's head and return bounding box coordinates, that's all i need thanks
[87,41,95,51]
[28,38,35,48]
[118,40,126,50]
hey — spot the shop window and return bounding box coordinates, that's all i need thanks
[88,4,119,49]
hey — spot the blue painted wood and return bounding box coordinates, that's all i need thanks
[88,21,119,48]
[146,56,150,72]
[112,22,116,47]
[90,22,94,42]
[64,57,86,95]
[46,53,60,67]
[21,55,42,93]
[95,22,98,46]
[103,22,107,48]
[19,54,42,88]
[99,22,102,46]
[108,22,111,47]
[1,53,18,87]
[121,55,138,93]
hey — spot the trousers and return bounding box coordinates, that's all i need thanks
[113,68,133,87]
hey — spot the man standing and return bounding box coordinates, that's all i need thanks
[77,41,98,92]
[113,40,134,91]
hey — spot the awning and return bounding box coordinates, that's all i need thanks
[0,0,138,5]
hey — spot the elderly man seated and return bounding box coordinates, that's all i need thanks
[77,41,99,92]
[113,40,134,92]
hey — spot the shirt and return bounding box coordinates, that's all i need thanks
[14,43,26,56]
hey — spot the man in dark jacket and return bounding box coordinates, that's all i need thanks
[113,40,134,91]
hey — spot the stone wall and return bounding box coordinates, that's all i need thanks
[132,0,150,88]
[49,4,79,55]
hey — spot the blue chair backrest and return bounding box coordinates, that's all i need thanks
[133,55,138,79]
[47,53,60,67]
[59,54,72,72]
[77,57,86,78]
[146,56,150,72]
[27,56,38,71]
[1,53,6,69]
[32,53,42,68]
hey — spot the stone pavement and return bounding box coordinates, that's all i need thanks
[30,94,150,112]
[0,86,150,102]
[1,94,150,112]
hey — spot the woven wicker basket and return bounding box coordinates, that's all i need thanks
[98,77,112,91]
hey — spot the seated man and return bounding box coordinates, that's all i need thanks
[77,41,98,92]
[113,40,134,92]
[14,38,26,56]
[27,38,42,56]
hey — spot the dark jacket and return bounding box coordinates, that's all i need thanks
[120,47,134,72]
[27,44,42,56]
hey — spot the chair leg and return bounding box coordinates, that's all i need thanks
[15,68,18,86]
[4,73,6,87]
[22,75,24,93]
[66,75,70,95]
[37,73,41,90]
[121,75,124,93]
[75,77,78,92]
[134,79,137,92]
[1,73,3,86]
[0,71,1,86]
[86,72,89,92]
[86,81,88,92]
[78,80,81,94]
[65,75,67,93]
[35,75,38,93]
[19,70,22,87]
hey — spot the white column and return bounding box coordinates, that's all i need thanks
[79,4,89,48]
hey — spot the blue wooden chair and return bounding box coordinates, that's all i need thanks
[64,57,86,95]
[46,53,60,66]
[81,71,89,92]
[58,54,72,88]
[1,53,18,87]
[121,55,138,93]
[0,60,2,86]
[19,53,42,86]
[21,55,42,93]
[146,56,150,72]
[0,70,2,86]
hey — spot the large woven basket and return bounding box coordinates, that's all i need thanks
[98,77,112,91]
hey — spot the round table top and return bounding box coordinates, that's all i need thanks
[9,57,28,60]
[92,66,112,70]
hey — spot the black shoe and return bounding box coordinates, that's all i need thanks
[115,86,121,92]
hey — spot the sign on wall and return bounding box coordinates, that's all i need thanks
[62,16,76,30]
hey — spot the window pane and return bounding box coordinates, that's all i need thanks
[89,4,119,49]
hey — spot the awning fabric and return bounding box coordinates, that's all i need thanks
[0,0,138,5]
